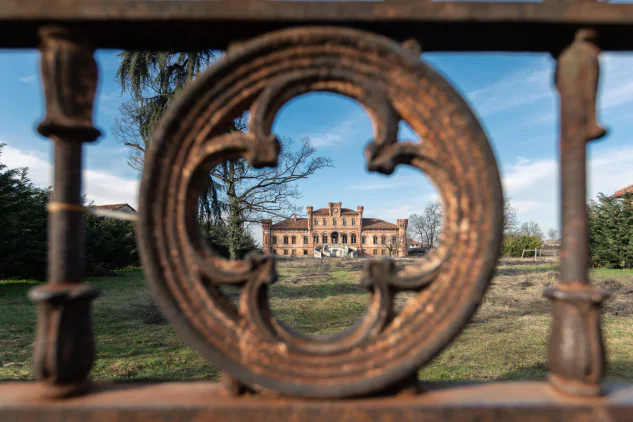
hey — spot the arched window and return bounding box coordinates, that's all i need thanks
[272,236,277,245]
[284,236,289,245]
[314,233,319,244]
[333,218,337,226]
[342,234,348,243]
[352,218,356,226]
[342,218,347,226]
[322,234,328,243]
[373,236,378,244]
[351,234,357,244]
[292,236,297,245]
[303,236,308,244]
[362,236,366,244]
[392,235,397,244]
[323,218,327,225]
[381,235,386,244]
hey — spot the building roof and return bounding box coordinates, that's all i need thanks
[91,203,137,212]
[361,218,398,230]
[270,216,398,230]
[614,184,633,197]
[272,218,309,229]
[311,207,358,216]
[407,238,422,245]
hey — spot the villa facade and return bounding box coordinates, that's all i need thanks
[261,202,408,258]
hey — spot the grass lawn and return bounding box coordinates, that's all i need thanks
[1,258,632,382]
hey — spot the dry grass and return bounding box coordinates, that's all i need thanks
[0,257,631,382]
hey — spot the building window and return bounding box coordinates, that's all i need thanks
[352,218,356,226]
[272,249,277,255]
[284,249,288,256]
[333,218,337,226]
[342,234,348,244]
[323,218,327,225]
[303,250,308,256]
[314,219,318,226]
[292,236,297,245]
[373,249,377,255]
[392,235,397,244]
[343,218,347,226]
[292,249,296,256]
[284,236,289,245]
[373,236,378,244]
[381,235,386,244]
[362,236,366,244]
[303,236,308,244]
[272,236,277,245]
[351,234,357,244]
[314,234,319,244]
[322,234,328,243]
[381,249,385,255]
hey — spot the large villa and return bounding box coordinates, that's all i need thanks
[261,202,409,258]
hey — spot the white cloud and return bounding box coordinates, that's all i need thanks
[466,59,554,116]
[2,143,139,208]
[307,116,365,148]
[19,75,36,83]
[501,144,633,231]
[600,54,633,111]
[502,156,557,194]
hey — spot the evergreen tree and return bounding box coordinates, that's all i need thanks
[0,144,48,280]
[588,192,633,268]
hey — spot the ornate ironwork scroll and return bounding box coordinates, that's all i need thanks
[29,26,101,398]
[137,27,503,398]
[544,29,609,397]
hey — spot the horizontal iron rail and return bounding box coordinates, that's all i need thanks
[2,1,633,50]
[0,382,632,421]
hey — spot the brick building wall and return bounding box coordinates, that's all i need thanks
[262,202,408,258]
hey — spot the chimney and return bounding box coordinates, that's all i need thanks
[293,214,297,221]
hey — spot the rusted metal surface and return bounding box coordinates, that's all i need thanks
[0,0,629,416]
[1,382,633,421]
[543,29,609,398]
[27,27,101,398]
[3,1,633,51]
[137,26,503,398]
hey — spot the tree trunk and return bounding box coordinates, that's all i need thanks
[226,160,242,261]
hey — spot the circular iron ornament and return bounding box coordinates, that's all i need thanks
[138,27,503,398]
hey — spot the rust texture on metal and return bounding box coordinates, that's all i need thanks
[136,26,503,398]
[543,29,609,398]
[3,1,633,51]
[27,26,101,398]
[1,0,631,415]
[1,381,633,421]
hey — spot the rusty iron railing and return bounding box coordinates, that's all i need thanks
[0,1,632,420]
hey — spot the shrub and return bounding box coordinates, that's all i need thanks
[501,234,542,257]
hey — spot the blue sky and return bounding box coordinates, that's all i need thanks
[2,49,633,244]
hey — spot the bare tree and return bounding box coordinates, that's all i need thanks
[503,197,519,236]
[408,199,442,248]
[211,136,334,224]
[386,235,402,257]
[518,221,544,240]
[547,228,559,241]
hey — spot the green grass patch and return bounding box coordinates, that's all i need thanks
[1,258,631,382]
